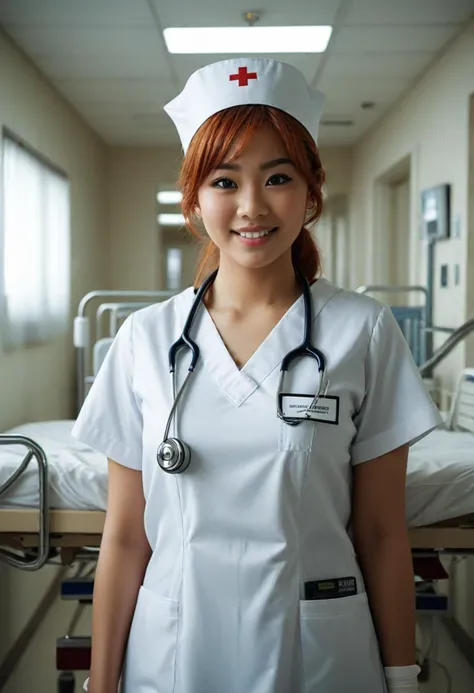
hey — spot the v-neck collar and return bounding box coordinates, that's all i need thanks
[184,278,340,407]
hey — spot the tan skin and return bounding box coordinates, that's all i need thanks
[87,127,415,692]
[87,461,150,693]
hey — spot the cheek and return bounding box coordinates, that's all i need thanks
[200,192,233,230]
[278,191,307,229]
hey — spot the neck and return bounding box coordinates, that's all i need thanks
[205,253,301,313]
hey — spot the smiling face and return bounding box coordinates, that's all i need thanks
[195,125,309,273]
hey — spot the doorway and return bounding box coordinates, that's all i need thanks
[373,155,413,306]
[318,195,349,288]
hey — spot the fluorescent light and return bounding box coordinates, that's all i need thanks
[157,191,182,204]
[163,26,332,54]
[158,213,186,226]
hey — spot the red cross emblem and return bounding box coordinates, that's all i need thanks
[229,67,258,87]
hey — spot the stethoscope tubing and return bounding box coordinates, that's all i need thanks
[158,268,327,471]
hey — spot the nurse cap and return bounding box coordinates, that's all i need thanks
[163,57,325,153]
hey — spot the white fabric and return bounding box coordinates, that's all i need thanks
[384,665,420,691]
[163,58,325,152]
[72,278,441,693]
[0,420,106,510]
[406,428,474,526]
[2,136,70,348]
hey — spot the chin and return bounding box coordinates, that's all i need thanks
[232,251,291,272]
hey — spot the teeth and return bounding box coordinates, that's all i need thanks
[239,229,270,238]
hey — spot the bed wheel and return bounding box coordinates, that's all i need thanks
[58,671,75,693]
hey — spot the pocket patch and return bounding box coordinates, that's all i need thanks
[278,418,315,452]
[300,592,386,692]
[122,586,178,692]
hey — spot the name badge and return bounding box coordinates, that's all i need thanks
[280,394,339,425]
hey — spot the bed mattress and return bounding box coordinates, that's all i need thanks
[406,428,474,526]
[1,421,473,528]
[0,420,106,511]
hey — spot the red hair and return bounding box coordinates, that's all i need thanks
[178,105,325,287]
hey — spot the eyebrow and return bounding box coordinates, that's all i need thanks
[215,157,296,171]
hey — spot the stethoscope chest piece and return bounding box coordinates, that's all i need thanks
[157,438,191,474]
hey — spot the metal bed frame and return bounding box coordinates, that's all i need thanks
[1,287,474,690]
[356,284,431,367]
[75,289,176,414]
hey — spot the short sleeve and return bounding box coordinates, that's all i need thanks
[351,306,443,465]
[71,314,143,470]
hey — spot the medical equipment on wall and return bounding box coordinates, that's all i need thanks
[156,269,327,474]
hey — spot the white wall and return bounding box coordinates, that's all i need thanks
[0,29,107,432]
[348,19,474,392]
[106,146,182,291]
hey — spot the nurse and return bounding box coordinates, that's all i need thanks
[73,58,442,693]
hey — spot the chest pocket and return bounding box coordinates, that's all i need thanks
[278,418,316,452]
[277,355,320,453]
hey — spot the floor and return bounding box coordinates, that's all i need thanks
[419,620,474,693]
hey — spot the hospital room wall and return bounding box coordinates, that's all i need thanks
[105,145,353,291]
[347,18,474,393]
[0,29,108,432]
[106,145,181,290]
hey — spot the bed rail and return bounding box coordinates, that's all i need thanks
[419,317,474,377]
[355,285,430,366]
[95,301,157,339]
[74,289,176,413]
[0,435,49,570]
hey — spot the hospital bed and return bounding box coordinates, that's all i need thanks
[0,290,474,690]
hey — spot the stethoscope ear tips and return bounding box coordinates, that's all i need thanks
[157,438,192,474]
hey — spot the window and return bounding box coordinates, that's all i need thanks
[166,248,183,290]
[1,134,71,348]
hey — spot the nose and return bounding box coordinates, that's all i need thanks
[237,182,270,220]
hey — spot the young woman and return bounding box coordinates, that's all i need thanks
[73,58,442,693]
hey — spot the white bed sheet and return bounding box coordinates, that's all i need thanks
[0,420,107,510]
[406,428,474,527]
[0,421,473,527]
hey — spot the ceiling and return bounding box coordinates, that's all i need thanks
[1,0,474,147]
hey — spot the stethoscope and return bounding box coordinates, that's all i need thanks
[156,269,327,474]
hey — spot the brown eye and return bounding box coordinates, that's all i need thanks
[212,178,236,189]
[267,174,291,186]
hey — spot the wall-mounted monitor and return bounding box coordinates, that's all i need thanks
[421,184,450,241]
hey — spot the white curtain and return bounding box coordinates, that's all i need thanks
[2,136,70,348]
